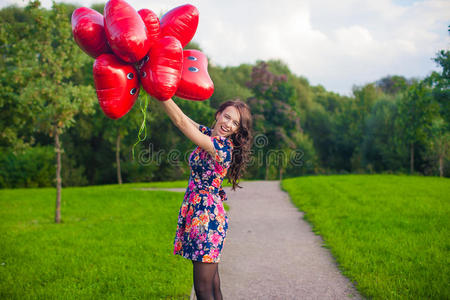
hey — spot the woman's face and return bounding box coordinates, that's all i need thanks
[213,106,240,137]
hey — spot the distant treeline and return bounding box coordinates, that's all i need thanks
[1,2,449,188]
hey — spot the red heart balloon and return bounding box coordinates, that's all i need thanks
[140,36,183,101]
[160,4,199,48]
[71,7,111,58]
[138,9,160,50]
[175,50,214,101]
[93,54,139,119]
[104,0,150,63]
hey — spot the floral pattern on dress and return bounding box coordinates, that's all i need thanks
[173,124,234,263]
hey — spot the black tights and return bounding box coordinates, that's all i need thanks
[192,261,222,300]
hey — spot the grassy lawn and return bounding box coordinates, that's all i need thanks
[115,180,188,189]
[282,174,449,299]
[0,184,193,299]
[114,178,235,189]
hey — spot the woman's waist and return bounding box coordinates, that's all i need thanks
[189,186,227,202]
[189,184,219,193]
[188,175,222,187]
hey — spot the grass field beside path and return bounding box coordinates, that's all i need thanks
[282,174,450,300]
[0,184,192,299]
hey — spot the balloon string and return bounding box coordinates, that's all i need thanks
[132,92,149,160]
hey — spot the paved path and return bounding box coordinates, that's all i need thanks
[218,180,362,299]
[142,181,362,299]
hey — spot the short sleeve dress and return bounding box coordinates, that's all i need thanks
[173,125,233,263]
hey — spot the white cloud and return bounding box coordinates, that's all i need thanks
[1,0,449,95]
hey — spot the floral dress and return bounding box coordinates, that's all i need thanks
[173,125,233,263]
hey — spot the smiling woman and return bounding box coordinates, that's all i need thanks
[158,98,252,299]
[214,107,240,136]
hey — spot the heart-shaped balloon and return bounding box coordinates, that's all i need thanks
[175,50,214,101]
[138,9,160,51]
[160,4,199,48]
[104,0,150,63]
[93,54,139,119]
[71,7,111,58]
[140,36,183,101]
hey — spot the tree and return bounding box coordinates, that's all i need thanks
[425,50,450,176]
[245,61,315,179]
[426,118,449,177]
[0,5,37,152]
[209,64,254,108]
[376,75,411,95]
[429,50,450,129]
[361,96,407,173]
[10,2,95,222]
[398,82,437,174]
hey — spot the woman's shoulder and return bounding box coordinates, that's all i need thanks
[211,135,234,150]
[199,124,212,136]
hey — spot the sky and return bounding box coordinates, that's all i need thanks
[1,0,449,95]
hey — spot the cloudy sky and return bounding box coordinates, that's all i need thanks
[2,0,449,95]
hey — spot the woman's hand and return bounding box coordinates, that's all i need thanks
[158,99,216,157]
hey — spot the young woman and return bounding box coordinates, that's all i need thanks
[159,98,252,299]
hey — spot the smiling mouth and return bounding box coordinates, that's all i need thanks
[220,126,230,133]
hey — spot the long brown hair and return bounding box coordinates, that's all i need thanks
[212,100,253,190]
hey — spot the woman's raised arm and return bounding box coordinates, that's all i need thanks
[186,115,200,129]
[159,99,215,155]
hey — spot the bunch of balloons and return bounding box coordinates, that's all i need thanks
[71,0,214,119]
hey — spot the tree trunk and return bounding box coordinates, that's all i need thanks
[279,168,283,181]
[439,154,443,177]
[116,129,122,185]
[54,129,62,224]
[410,142,414,174]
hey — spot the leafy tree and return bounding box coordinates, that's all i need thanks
[425,117,449,177]
[0,5,37,152]
[429,50,450,129]
[424,50,450,176]
[361,96,407,172]
[303,101,336,170]
[246,61,314,179]
[376,75,411,95]
[330,99,359,172]
[398,82,438,174]
[9,1,95,222]
[209,64,253,108]
[350,84,384,170]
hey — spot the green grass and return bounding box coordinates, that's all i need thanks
[116,179,235,189]
[282,174,450,300]
[0,184,193,299]
[117,180,188,189]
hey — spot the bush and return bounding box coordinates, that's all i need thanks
[0,146,55,188]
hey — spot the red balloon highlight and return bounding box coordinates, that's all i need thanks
[93,54,139,119]
[71,7,111,58]
[140,36,183,101]
[104,0,150,63]
[160,4,199,48]
[138,9,160,51]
